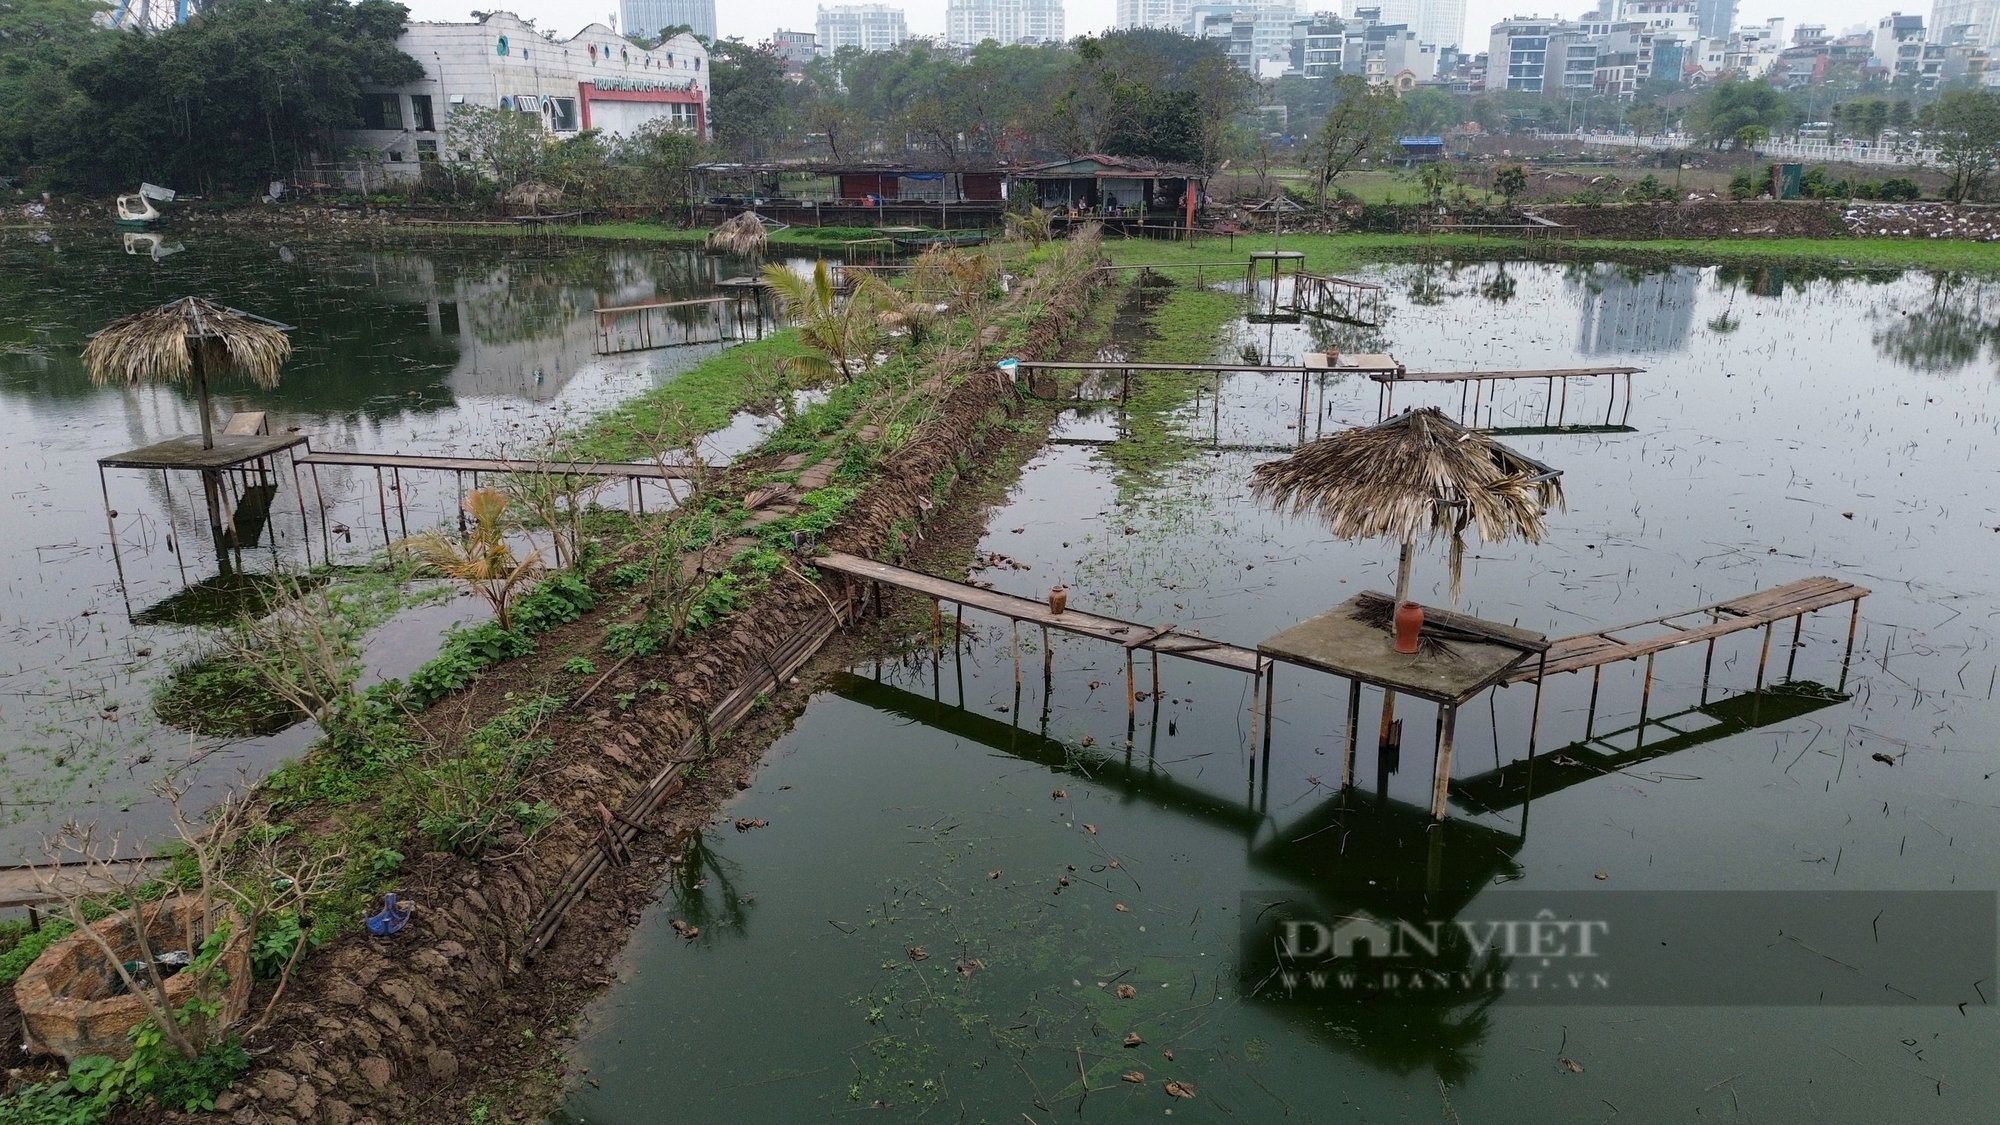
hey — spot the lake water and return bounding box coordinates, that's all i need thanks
[555,259,2000,1122]
[0,231,771,859]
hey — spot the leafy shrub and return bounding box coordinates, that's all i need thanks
[1880,177,1920,201]
[1727,168,1759,200]
[251,910,320,980]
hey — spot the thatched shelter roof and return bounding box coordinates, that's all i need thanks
[707,210,768,256]
[1250,407,1563,548]
[81,297,294,389]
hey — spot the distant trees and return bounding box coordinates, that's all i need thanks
[0,0,422,191]
[1921,89,2000,202]
[707,38,790,161]
[1689,77,1792,149]
[1306,75,1404,205]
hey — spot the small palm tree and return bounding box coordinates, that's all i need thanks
[759,259,885,382]
[400,488,542,630]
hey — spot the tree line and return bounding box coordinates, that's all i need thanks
[1,0,421,192]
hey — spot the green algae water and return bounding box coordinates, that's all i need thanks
[0,230,766,858]
[555,260,2000,1122]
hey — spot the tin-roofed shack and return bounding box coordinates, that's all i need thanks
[692,161,1008,228]
[1009,154,1205,231]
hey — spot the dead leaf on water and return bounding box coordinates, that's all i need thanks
[1052,789,1067,799]
[1559,1056,1585,1074]
[908,947,928,961]
[1084,823,1098,834]
[1114,902,1129,912]
[1123,1031,1143,1047]
[1121,1071,1145,1084]
[987,869,1002,880]
[1164,1080,1196,1099]
[1115,983,1137,999]
[1162,1048,1174,1061]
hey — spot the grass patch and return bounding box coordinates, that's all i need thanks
[567,331,817,460]
[1101,230,2000,274]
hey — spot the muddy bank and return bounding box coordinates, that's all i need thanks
[184,253,1111,1125]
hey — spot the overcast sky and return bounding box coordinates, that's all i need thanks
[402,0,1884,51]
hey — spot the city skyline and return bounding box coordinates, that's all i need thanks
[402,0,1899,54]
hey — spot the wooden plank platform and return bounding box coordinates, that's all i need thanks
[1505,576,1869,684]
[1260,593,1545,706]
[594,295,736,316]
[813,551,1265,674]
[99,432,308,471]
[294,451,708,480]
[1372,365,1642,385]
[1013,358,1402,375]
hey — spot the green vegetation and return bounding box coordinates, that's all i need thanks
[1100,231,2000,274]
[2,0,421,192]
[568,332,817,460]
[151,566,436,738]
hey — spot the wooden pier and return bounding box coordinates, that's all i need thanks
[1015,354,1402,409]
[1501,575,1869,747]
[812,550,1273,727]
[1290,271,1384,326]
[294,447,709,547]
[1259,593,1550,820]
[592,294,766,354]
[1372,365,1643,428]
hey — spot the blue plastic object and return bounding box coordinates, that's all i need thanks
[364,892,413,937]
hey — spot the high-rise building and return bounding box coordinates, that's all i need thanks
[619,0,715,41]
[1189,1,1299,70]
[1693,0,1735,39]
[945,0,1066,46]
[817,4,909,52]
[1486,17,1594,92]
[1930,0,1999,46]
[1342,0,1461,48]
[1117,0,1192,30]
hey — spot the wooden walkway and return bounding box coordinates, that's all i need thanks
[1372,365,1642,427]
[294,450,708,480]
[1504,576,1869,750]
[815,551,1267,676]
[1505,577,1868,685]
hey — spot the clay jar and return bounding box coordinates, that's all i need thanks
[1049,587,1068,615]
[1393,600,1424,654]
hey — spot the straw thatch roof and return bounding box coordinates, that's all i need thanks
[81,297,293,389]
[1250,407,1563,548]
[707,210,768,256]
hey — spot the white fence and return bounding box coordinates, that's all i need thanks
[1538,131,1936,168]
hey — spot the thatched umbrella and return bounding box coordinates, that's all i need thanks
[707,210,768,257]
[1250,406,1564,607]
[82,297,294,450]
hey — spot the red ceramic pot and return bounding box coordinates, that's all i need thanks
[1393,600,1423,654]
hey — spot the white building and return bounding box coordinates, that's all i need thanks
[1874,11,1929,73]
[817,4,910,52]
[1190,1,1300,70]
[945,0,1066,46]
[340,13,706,181]
[1118,0,1193,30]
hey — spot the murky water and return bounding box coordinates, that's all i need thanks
[557,260,2000,1122]
[0,231,772,858]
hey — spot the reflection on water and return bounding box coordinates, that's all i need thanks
[560,257,2000,1123]
[1570,263,1699,354]
[0,230,759,856]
